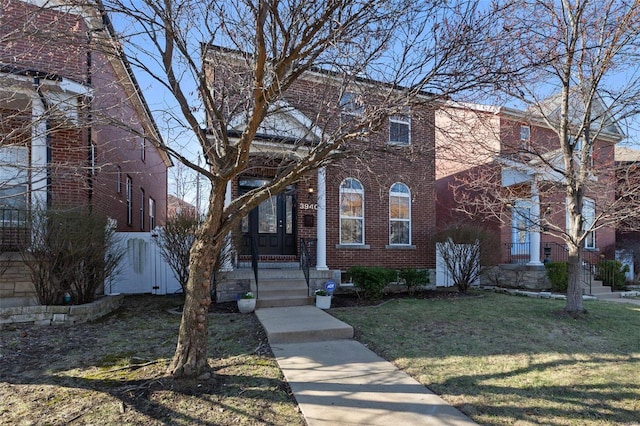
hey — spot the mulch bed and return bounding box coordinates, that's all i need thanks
[200,288,474,313]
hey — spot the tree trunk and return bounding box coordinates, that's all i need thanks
[565,243,585,315]
[167,184,225,378]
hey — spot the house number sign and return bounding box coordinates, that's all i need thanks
[299,202,318,210]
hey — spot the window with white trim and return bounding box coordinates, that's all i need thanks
[520,125,530,149]
[571,136,594,167]
[149,197,156,230]
[389,183,411,245]
[0,145,28,210]
[340,92,364,117]
[126,176,132,226]
[141,138,146,162]
[339,178,364,244]
[389,115,411,145]
[583,198,596,249]
[140,188,145,230]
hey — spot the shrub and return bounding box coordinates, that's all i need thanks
[596,260,629,290]
[347,266,395,300]
[398,268,429,295]
[545,262,568,292]
[22,207,123,305]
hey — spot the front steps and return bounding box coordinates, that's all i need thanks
[215,266,337,306]
[255,270,314,308]
[582,279,616,298]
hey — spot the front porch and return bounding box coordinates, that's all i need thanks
[215,258,339,307]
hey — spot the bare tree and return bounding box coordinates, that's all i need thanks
[442,0,640,315]
[90,0,507,378]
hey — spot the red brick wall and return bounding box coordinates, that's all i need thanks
[1,0,88,82]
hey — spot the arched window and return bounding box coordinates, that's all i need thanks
[389,183,411,245]
[340,178,364,244]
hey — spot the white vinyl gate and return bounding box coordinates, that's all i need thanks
[107,232,181,295]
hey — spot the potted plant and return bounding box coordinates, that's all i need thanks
[315,289,331,309]
[237,291,256,313]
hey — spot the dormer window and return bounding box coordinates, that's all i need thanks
[389,115,411,145]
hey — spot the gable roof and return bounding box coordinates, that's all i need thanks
[531,88,624,139]
[228,100,323,144]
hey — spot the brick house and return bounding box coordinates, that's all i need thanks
[0,0,171,305]
[208,49,437,302]
[435,99,622,289]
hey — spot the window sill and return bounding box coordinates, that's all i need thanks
[387,141,411,147]
[385,244,416,250]
[335,244,370,250]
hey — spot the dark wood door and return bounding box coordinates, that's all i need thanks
[240,185,296,256]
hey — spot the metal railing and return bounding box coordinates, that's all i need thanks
[300,238,315,296]
[0,208,30,251]
[250,235,259,299]
[504,241,617,294]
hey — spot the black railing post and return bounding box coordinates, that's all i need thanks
[251,235,259,299]
[300,238,311,296]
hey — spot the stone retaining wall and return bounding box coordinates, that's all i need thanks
[0,294,124,326]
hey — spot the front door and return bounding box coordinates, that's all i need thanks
[511,199,531,257]
[239,180,297,256]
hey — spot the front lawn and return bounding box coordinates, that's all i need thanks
[0,296,304,426]
[331,292,640,425]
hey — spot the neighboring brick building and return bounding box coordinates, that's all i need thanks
[0,0,171,305]
[435,100,621,288]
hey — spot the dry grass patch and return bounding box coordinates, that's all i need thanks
[0,295,304,426]
[331,292,640,425]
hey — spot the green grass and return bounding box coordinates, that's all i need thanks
[331,292,640,425]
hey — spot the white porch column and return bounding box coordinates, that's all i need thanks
[527,178,542,265]
[220,180,234,271]
[315,167,328,270]
[31,94,48,208]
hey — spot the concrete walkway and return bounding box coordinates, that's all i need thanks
[255,306,477,426]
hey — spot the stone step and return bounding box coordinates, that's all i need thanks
[255,305,354,344]
[256,296,314,308]
[583,284,612,296]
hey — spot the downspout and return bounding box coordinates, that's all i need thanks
[33,77,52,207]
[86,32,94,206]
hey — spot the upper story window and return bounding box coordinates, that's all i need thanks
[339,178,364,245]
[389,183,411,245]
[126,176,132,226]
[571,136,594,167]
[141,138,146,162]
[116,166,122,193]
[340,92,364,117]
[140,188,145,231]
[520,125,530,149]
[389,115,411,145]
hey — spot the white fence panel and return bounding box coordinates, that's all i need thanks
[107,232,181,295]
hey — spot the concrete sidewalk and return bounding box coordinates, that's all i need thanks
[256,306,477,426]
